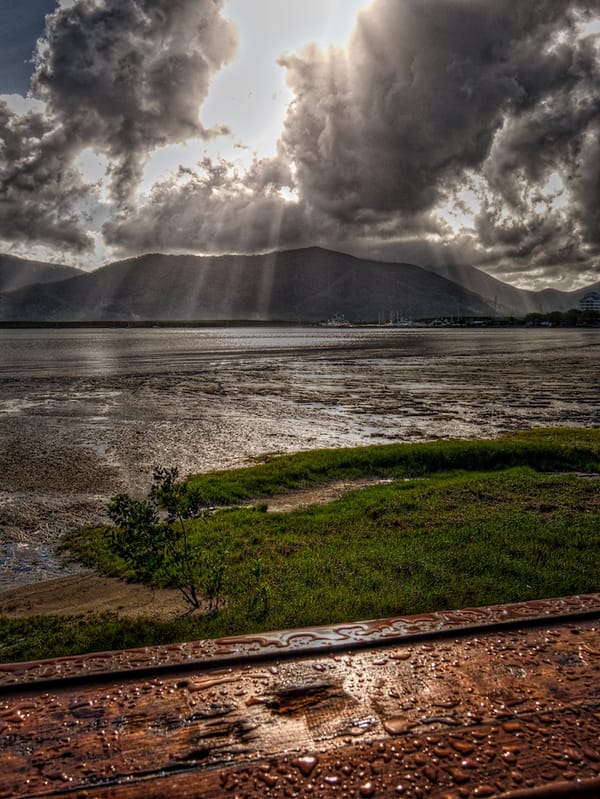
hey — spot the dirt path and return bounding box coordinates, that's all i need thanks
[260,477,391,512]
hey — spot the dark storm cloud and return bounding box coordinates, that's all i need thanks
[472,86,600,281]
[1,0,598,287]
[33,0,237,204]
[479,25,599,248]
[107,0,598,287]
[568,121,600,247]
[0,0,237,251]
[280,0,597,218]
[261,0,598,285]
[103,147,447,255]
[0,100,93,251]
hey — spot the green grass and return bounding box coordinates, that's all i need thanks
[0,614,207,663]
[1,428,599,663]
[182,427,600,505]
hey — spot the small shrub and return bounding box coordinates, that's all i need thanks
[108,466,226,613]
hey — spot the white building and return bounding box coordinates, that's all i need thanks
[578,291,600,312]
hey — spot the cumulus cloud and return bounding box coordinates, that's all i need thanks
[569,121,600,247]
[0,0,237,251]
[106,0,599,287]
[281,1,568,217]
[32,0,237,203]
[103,148,449,257]
[0,100,93,251]
[276,1,599,269]
[1,0,598,288]
[103,155,313,254]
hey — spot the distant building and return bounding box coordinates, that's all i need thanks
[578,291,600,312]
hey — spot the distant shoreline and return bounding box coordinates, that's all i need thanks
[1,318,596,330]
[0,319,298,329]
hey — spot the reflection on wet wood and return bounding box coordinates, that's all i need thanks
[1,595,599,798]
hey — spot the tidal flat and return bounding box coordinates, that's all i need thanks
[1,326,599,589]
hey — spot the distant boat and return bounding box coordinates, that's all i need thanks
[322,314,352,327]
[378,311,413,327]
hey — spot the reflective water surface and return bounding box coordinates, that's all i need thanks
[0,326,599,588]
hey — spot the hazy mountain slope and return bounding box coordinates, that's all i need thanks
[562,282,600,308]
[0,254,82,293]
[0,247,495,322]
[421,262,594,315]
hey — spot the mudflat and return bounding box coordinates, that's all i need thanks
[1,327,599,593]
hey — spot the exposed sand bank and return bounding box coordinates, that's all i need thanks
[0,573,187,620]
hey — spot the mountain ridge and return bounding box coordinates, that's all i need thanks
[0,254,82,294]
[420,260,598,316]
[0,247,594,322]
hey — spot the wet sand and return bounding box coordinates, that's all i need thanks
[0,573,185,620]
[1,327,599,598]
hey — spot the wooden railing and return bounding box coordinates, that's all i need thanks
[1,594,599,798]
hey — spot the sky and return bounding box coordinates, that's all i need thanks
[0,0,598,290]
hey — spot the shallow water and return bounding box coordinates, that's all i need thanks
[1,326,599,589]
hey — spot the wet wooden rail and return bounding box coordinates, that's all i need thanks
[1,595,599,798]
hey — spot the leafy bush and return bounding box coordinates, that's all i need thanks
[108,466,226,612]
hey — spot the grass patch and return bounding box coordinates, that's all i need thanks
[0,614,206,664]
[182,427,600,505]
[2,428,599,663]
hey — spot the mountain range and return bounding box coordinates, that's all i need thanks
[421,261,599,317]
[0,247,595,323]
[0,254,82,294]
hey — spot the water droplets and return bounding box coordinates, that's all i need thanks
[449,738,474,755]
[294,755,318,777]
[423,765,438,783]
[501,720,522,733]
[473,784,496,796]
[384,717,416,736]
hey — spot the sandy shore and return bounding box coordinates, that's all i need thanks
[0,573,188,620]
